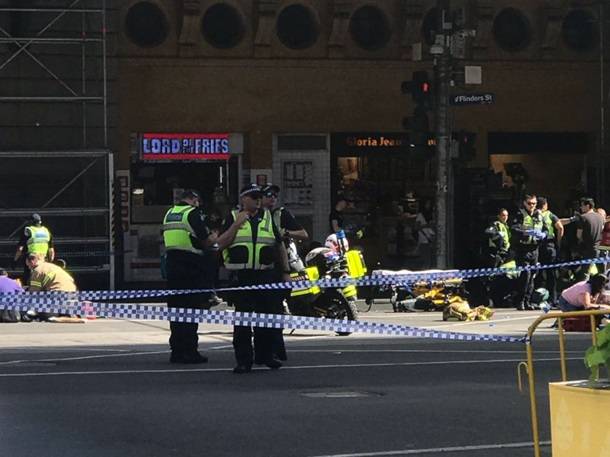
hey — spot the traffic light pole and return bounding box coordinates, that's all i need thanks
[434,0,452,268]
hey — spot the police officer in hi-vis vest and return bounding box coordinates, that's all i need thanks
[511,194,546,310]
[535,197,563,304]
[216,184,291,374]
[13,213,55,284]
[163,189,218,364]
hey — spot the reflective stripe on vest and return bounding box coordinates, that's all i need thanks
[519,209,544,245]
[494,221,511,251]
[223,209,276,270]
[27,225,51,255]
[541,210,555,239]
[162,205,202,255]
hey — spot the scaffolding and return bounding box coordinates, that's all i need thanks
[0,0,114,289]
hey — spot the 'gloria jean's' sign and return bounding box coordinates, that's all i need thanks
[140,133,230,161]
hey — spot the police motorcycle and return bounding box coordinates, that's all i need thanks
[285,231,366,336]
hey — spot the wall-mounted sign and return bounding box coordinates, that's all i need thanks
[331,133,410,156]
[140,133,230,161]
[450,93,495,106]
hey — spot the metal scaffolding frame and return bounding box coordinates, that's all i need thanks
[0,1,114,289]
[0,0,108,146]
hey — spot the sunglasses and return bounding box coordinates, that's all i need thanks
[526,201,537,206]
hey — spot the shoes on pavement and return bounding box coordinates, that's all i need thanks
[233,364,252,374]
[170,352,208,364]
[255,358,282,370]
[516,304,526,311]
[208,294,225,308]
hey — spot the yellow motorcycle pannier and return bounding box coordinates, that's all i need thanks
[290,266,321,298]
[346,250,366,278]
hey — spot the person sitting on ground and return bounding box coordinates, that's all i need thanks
[557,273,610,312]
[26,253,79,321]
[0,268,24,323]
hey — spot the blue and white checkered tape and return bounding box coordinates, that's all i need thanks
[0,256,605,302]
[0,295,525,344]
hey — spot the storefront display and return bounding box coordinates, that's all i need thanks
[331,133,435,269]
[123,132,242,282]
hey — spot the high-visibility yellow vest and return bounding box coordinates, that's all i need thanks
[26,225,51,255]
[519,209,544,245]
[492,221,511,251]
[541,210,555,239]
[162,205,202,255]
[223,209,276,270]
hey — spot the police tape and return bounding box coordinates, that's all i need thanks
[0,297,526,344]
[0,256,606,302]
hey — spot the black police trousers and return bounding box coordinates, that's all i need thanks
[232,270,285,366]
[166,252,213,356]
[515,247,539,308]
[536,240,558,303]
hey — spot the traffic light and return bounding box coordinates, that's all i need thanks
[402,70,433,149]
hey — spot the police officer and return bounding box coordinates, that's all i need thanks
[217,184,291,374]
[261,183,309,361]
[535,197,563,303]
[163,189,217,364]
[13,213,55,284]
[483,208,511,268]
[511,194,546,310]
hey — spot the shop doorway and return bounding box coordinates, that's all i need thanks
[125,158,239,283]
[330,133,436,270]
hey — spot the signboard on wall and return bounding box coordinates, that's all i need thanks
[140,133,230,161]
[331,132,410,156]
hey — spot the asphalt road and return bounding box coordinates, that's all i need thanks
[0,313,595,457]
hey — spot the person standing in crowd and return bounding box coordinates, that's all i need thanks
[511,195,546,310]
[0,268,23,323]
[535,197,564,304]
[483,208,511,268]
[162,189,218,364]
[13,213,55,284]
[329,196,348,233]
[262,184,309,243]
[217,184,291,374]
[476,208,512,307]
[261,183,309,361]
[576,197,604,260]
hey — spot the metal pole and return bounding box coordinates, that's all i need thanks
[434,0,451,268]
[599,2,606,204]
[102,0,108,148]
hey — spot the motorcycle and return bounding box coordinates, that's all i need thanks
[285,235,366,336]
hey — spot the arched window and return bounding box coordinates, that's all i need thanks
[125,2,168,47]
[349,6,391,50]
[276,4,319,50]
[562,9,597,52]
[493,8,532,52]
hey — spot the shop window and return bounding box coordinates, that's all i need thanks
[276,4,319,50]
[201,3,245,49]
[562,9,597,52]
[125,2,169,48]
[492,8,532,52]
[349,5,391,50]
[421,8,438,46]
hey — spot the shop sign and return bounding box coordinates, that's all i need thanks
[450,93,494,106]
[140,133,230,161]
[331,133,410,155]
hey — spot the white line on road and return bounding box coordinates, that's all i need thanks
[308,440,552,456]
[0,357,578,378]
[0,350,170,365]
